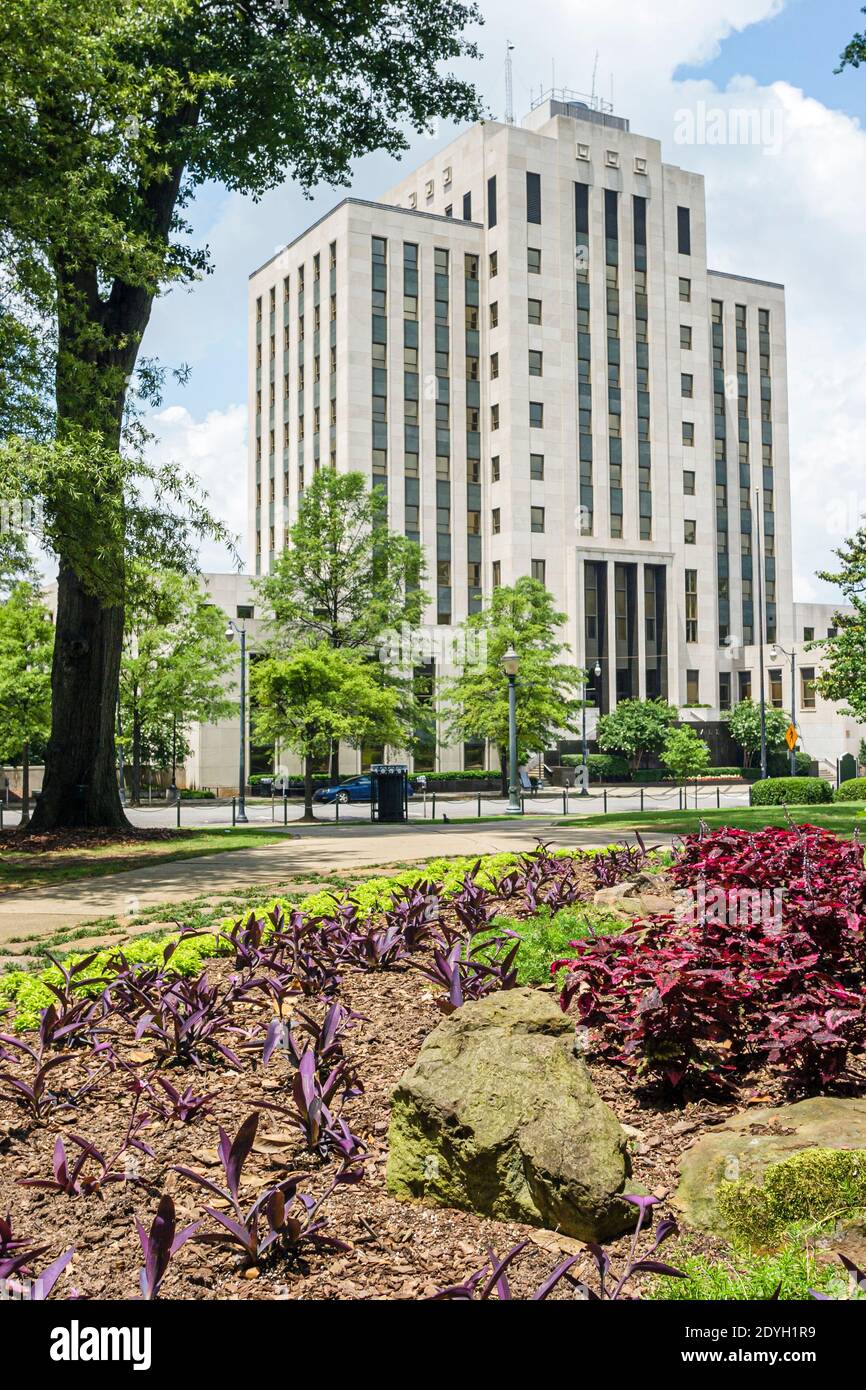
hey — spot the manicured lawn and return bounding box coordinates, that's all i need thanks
[0,827,289,894]
[562,802,865,836]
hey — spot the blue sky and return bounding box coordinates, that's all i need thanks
[141,1,866,605]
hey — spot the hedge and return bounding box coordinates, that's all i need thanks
[834,777,866,803]
[750,776,833,806]
[561,753,630,781]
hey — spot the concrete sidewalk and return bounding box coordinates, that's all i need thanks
[0,818,671,946]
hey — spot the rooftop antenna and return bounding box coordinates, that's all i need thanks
[591,51,599,105]
[505,40,515,124]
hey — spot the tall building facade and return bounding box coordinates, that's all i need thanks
[247,95,808,773]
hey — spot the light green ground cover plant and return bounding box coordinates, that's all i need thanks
[716,1149,866,1247]
[1,847,632,1029]
[646,1232,860,1301]
[473,903,627,986]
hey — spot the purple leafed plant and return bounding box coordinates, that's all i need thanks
[431,1239,579,1300]
[174,1111,360,1265]
[590,834,651,889]
[262,1001,363,1081]
[0,1246,76,1300]
[432,1196,683,1301]
[417,935,520,1014]
[0,1038,78,1122]
[136,1194,200,1300]
[150,1075,217,1124]
[132,972,248,1068]
[18,1126,150,1199]
[261,1050,365,1156]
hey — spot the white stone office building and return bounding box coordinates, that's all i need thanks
[242,93,856,780]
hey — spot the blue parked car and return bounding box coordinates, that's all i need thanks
[313,774,414,804]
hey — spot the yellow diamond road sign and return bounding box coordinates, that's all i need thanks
[785,723,798,751]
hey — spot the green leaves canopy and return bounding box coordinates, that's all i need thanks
[660,725,711,782]
[724,698,790,768]
[815,526,866,723]
[595,699,678,772]
[440,578,585,764]
[0,583,53,762]
[251,644,404,764]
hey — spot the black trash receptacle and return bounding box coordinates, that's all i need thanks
[370,764,409,824]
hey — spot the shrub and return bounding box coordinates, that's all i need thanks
[835,777,866,803]
[555,825,866,1094]
[179,788,215,800]
[751,776,832,806]
[768,749,813,777]
[717,1149,866,1246]
[561,753,630,781]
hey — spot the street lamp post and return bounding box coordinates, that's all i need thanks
[581,661,602,796]
[771,643,797,774]
[226,618,249,823]
[501,646,522,815]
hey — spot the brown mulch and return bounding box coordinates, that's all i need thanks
[0,827,184,855]
[0,944,744,1303]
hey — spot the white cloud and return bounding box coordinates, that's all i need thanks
[148,403,248,573]
[143,0,865,604]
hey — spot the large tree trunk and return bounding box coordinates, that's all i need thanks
[329,740,340,783]
[20,742,30,831]
[31,127,190,831]
[30,563,126,829]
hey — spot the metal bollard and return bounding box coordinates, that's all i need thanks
[232,796,236,827]
[640,788,644,813]
[562,789,567,815]
[717,787,720,809]
[432,791,436,819]
[477,793,481,818]
[603,789,608,814]
[176,797,181,828]
[283,791,288,826]
[335,796,340,823]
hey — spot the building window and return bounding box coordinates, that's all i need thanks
[487,175,497,228]
[530,453,544,480]
[528,349,543,377]
[526,171,542,224]
[684,518,696,544]
[530,506,545,533]
[681,324,692,349]
[682,421,694,446]
[527,247,542,274]
[492,560,501,588]
[492,507,501,535]
[491,455,500,482]
[801,666,816,710]
[489,250,498,276]
[737,670,752,702]
[528,298,542,325]
[685,569,698,642]
[803,625,814,642]
[530,559,546,584]
[681,372,694,398]
[679,276,691,302]
[490,352,499,379]
[769,668,783,708]
[683,469,695,495]
[686,669,700,703]
[490,301,499,328]
[491,403,499,430]
[529,401,544,428]
[677,206,691,255]
[719,671,731,711]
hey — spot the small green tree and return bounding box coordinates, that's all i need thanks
[661,725,711,807]
[256,468,426,777]
[120,569,236,802]
[596,699,678,773]
[440,578,585,793]
[724,698,790,769]
[251,644,404,820]
[813,527,866,723]
[0,583,53,826]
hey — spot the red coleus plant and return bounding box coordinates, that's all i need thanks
[555,824,866,1095]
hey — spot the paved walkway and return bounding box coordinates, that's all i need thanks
[0,819,675,945]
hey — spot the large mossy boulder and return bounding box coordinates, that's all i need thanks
[386,988,635,1240]
[674,1098,866,1238]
